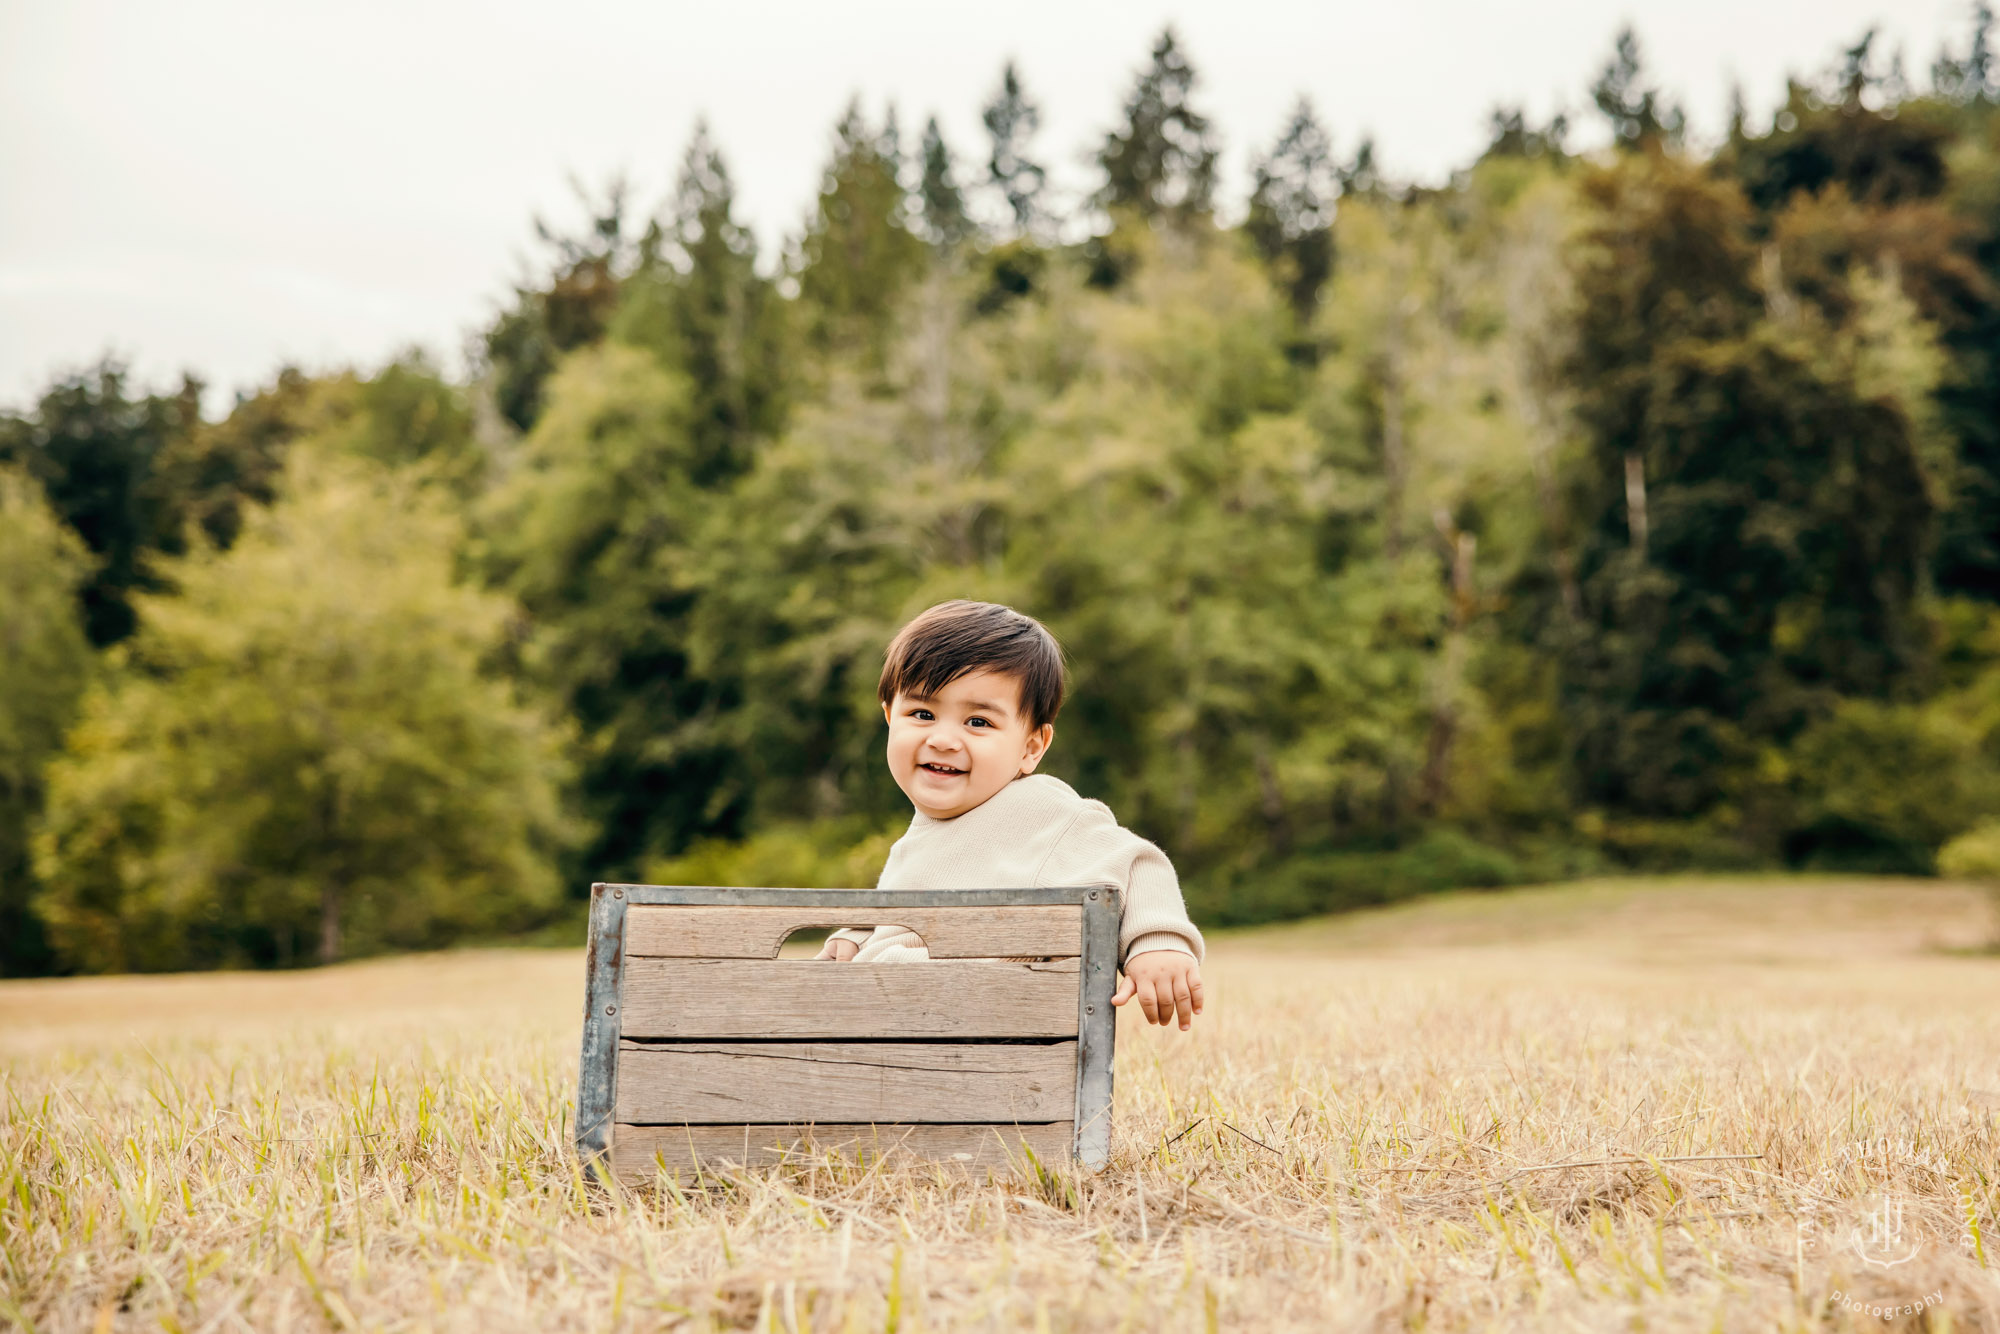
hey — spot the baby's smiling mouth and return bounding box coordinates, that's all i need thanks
[919,761,966,776]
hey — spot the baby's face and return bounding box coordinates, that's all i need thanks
[883,668,1052,820]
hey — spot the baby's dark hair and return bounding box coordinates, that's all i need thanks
[878,600,1066,730]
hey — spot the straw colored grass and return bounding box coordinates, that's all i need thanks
[4,875,1998,1331]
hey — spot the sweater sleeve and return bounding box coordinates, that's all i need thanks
[1045,803,1205,965]
[1119,838,1204,963]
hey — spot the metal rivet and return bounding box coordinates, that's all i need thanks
[612,888,623,899]
[1087,890,1098,900]
[605,1004,617,1016]
[1085,1004,1095,1014]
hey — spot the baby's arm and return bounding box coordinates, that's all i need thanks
[815,927,870,960]
[1108,829,1205,1030]
[1113,948,1204,1030]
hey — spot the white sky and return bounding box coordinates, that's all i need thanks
[0,0,1971,414]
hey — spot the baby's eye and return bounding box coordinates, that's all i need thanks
[910,708,934,721]
[967,716,992,728]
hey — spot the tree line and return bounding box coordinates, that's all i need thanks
[7,17,2000,974]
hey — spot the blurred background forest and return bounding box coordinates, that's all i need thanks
[9,16,2000,976]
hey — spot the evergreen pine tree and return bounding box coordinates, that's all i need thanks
[476,345,740,881]
[1933,2,1997,102]
[0,362,202,646]
[1836,28,1883,109]
[1338,136,1383,198]
[620,122,789,484]
[1483,106,1571,161]
[793,100,926,363]
[1591,27,1685,153]
[1246,98,1339,322]
[917,117,972,250]
[1097,28,1220,223]
[481,182,634,433]
[982,62,1047,235]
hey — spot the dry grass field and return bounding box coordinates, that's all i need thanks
[4,875,2000,1332]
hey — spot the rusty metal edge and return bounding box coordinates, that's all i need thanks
[1073,883,1119,1171]
[575,881,629,1176]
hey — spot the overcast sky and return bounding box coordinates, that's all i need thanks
[0,0,1972,414]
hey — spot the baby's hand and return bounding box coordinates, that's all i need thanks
[1112,951,1204,1031]
[815,936,859,961]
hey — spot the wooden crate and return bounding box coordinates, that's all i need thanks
[575,884,1120,1183]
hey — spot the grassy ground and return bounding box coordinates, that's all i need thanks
[3,875,1998,1331]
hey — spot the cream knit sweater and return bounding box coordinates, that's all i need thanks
[829,774,1204,965]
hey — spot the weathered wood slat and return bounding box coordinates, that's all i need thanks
[618,958,1082,1039]
[615,1041,1075,1124]
[610,1121,1074,1182]
[604,885,1102,908]
[623,904,1082,959]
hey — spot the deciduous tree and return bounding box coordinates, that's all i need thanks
[35,454,571,970]
[0,471,94,975]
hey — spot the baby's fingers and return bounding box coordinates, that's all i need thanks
[1189,973,1206,1015]
[1112,974,1135,1006]
[1138,978,1165,1025]
[1171,974,1194,1030]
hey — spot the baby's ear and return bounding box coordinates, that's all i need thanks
[1019,722,1055,774]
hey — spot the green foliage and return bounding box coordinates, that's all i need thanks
[915,117,972,251]
[1482,107,1572,164]
[1590,27,1684,153]
[1189,829,1604,927]
[484,185,635,432]
[1934,110,2000,602]
[1002,243,1434,860]
[343,355,481,482]
[171,368,311,549]
[1555,155,1936,820]
[792,102,927,366]
[616,124,791,485]
[176,357,484,541]
[476,345,730,876]
[1729,95,1955,212]
[1939,821,2000,880]
[0,361,201,645]
[1779,700,1998,870]
[646,818,904,892]
[1246,99,1338,323]
[0,470,95,975]
[33,455,573,971]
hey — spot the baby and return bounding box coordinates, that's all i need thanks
[817,600,1205,1031]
